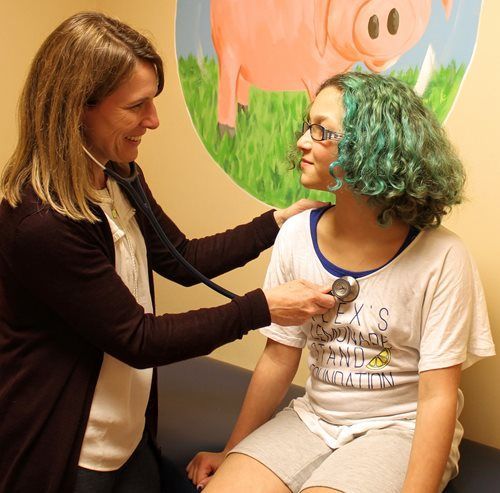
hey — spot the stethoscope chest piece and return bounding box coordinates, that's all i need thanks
[331,276,360,302]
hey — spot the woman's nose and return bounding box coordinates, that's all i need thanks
[142,101,160,129]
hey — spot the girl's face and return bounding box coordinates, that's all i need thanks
[83,60,160,165]
[297,86,345,191]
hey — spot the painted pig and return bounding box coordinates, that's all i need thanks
[210,0,453,133]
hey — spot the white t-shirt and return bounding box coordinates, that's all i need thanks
[261,209,494,450]
[79,180,153,471]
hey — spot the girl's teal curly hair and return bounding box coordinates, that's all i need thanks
[319,72,465,229]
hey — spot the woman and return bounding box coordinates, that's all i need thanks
[0,12,335,493]
[187,73,495,493]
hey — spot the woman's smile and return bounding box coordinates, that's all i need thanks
[83,60,160,165]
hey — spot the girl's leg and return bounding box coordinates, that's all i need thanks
[203,453,290,493]
[299,427,414,493]
[203,407,331,493]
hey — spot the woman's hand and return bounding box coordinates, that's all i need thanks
[186,450,226,490]
[273,199,330,227]
[264,279,335,326]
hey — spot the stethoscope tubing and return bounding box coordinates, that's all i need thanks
[83,147,360,304]
[105,165,361,304]
[103,164,237,300]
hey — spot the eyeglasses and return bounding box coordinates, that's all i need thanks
[302,121,344,142]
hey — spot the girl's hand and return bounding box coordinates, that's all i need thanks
[186,450,226,490]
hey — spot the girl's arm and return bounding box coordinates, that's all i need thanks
[186,338,302,488]
[402,364,461,493]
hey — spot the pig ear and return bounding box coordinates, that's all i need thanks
[314,0,331,56]
[441,0,453,20]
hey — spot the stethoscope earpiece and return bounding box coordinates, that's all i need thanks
[331,276,360,302]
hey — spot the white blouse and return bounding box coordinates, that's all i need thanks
[78,179,154,471]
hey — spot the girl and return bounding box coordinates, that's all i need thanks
[187,73,495,493]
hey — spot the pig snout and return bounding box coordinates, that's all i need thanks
[367,8,401,39]
[350,0,432,72]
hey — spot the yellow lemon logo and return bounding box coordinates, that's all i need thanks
[366,348,392,370]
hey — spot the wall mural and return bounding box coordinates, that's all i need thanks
[176,0,483,207]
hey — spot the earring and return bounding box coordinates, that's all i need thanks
[328,161,343,192]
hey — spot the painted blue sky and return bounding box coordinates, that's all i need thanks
[175,0,483,71]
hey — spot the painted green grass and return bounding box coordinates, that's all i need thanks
[179,56,465,208]
[421,61,466,122]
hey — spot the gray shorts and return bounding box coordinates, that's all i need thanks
[230,407,457,493]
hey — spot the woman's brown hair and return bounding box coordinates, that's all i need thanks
[0,11,164,222]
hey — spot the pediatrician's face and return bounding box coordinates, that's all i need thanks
[83,60,160,165]
[297,86,345,191]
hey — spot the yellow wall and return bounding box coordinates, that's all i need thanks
[0,0,96,169]
[2,0,499,448]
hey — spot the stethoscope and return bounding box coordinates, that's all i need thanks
[83,147,360,303]
[330,276,359,302]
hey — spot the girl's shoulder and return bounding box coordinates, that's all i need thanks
[414,225,469,256]
[405,225,475,273]
[279,206,329,236]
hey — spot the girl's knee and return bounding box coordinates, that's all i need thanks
[204,453,289,493]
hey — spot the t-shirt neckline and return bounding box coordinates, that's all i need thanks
[309,206,419,279]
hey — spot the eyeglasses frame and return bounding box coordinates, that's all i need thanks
[302,121,344,142]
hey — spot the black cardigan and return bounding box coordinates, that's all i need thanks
[0,169,278,492]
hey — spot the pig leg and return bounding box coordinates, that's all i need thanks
[217,54,239,137]
[218,123,236,138]
[237,74,251,114]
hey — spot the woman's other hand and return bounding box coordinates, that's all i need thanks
[186,450,225,490]
[264,280,335,326]
[273,199,330,227]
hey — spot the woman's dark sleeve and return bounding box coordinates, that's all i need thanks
[12,212,271,369]
[135,172,280,285]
